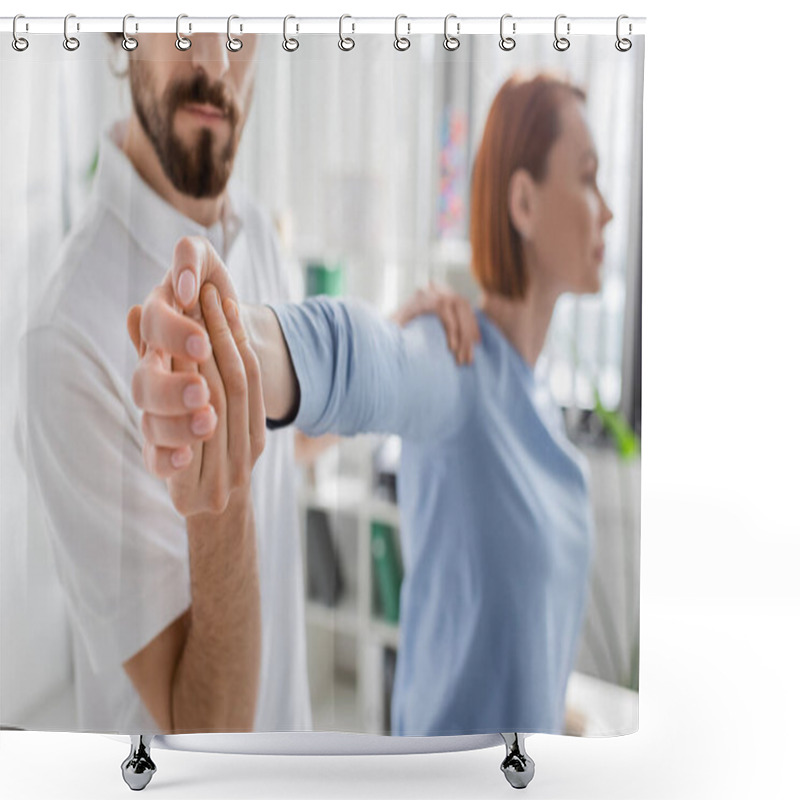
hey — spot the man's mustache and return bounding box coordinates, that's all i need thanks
[167,73,239,126]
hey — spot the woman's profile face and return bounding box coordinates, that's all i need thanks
[515,96,613,296]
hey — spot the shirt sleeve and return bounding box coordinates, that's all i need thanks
[268,296,474,443]
[17,323,191,676]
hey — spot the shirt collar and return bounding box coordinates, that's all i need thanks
[93,119,244,266]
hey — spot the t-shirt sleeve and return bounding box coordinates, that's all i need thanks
[268,296,473,443]
[17,324,191,675]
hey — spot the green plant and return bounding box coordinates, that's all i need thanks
[593,388,640,460]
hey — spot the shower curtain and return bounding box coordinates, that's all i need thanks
[0,19,643,741]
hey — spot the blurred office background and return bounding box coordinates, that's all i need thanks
[1,33,642,734]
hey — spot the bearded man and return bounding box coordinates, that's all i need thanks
[17,32,312,735]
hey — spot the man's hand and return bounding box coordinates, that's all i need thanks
[128,243,265,513]
[391,281,480,365]
[127,236,245,467]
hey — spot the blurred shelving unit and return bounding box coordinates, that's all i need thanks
[297,434,403,735]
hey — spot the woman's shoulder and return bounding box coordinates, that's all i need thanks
[400,313,481,439]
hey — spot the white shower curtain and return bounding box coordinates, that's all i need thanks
[1,27,642,737]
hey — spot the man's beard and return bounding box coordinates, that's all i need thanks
[130,67,241,199]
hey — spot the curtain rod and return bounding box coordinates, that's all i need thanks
[0,16,646,37]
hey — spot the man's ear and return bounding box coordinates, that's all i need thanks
[508,168,538,243]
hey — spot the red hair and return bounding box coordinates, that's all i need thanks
[470,73,586,299]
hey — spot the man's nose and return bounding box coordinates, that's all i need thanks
[189,34,230,82]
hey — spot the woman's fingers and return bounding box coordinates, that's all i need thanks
[141,406,218,449]
[171,236,240,313]
[223,297,267,464]
[143,442,195,479]
[132,363,210,416]
[139,282,211,362]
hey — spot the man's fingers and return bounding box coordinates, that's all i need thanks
[201,285,247,399]
[224,297,267,462]
[452,298,480,364]
[141,407,218,449]
[436,298,461,360]
[197,347,231,505]
[127,305,143,355]
[201,284,249,485]
[222,297,248,347]
[457,297,481,344]
[394,283,478,366]
[139,282,211,362]
[171,236,239,312]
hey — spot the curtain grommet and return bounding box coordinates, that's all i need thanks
[500,14,516,51]
[175,14,191,51]
[121,14,138,51]
[63,13,80,52]
[443,14,460,51]
[615,15,632,52]
[553,14,570,52]
[282,15,299,52]
[12,14,29,52]
[338,14,355,51]
[227,15,243,52]
[394,14,411,51]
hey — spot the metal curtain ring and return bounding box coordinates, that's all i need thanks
[122,14,138,51]
[443,14,460,51]
[394,14,410,51]
[615,14,632,52]
[553,14,570,52]
[175,14,191,51]
[282,15,299,52]
[339,14,355,51]
[227,15,243,52]
[63,13,80,51]
[12,14,29,52]
[499,14,516,51]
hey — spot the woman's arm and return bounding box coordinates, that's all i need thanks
[129,235,473,465]
[263,296,471,442]
[289,282,480,467]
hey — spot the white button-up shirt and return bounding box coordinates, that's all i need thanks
[17,119,312,733]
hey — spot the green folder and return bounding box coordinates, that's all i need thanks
[371,522,403,624]
[306,260,344,296]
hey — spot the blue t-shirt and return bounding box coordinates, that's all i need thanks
[271,296,594,736]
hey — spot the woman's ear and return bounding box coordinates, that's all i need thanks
[507,168,538,242]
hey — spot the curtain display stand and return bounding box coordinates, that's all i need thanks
[119,732,533,790]
[1,12,643,793]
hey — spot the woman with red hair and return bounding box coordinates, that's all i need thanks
[130,72,614,738]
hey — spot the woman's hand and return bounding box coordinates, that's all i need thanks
[391,281,481,365]
[128,282,266,516]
